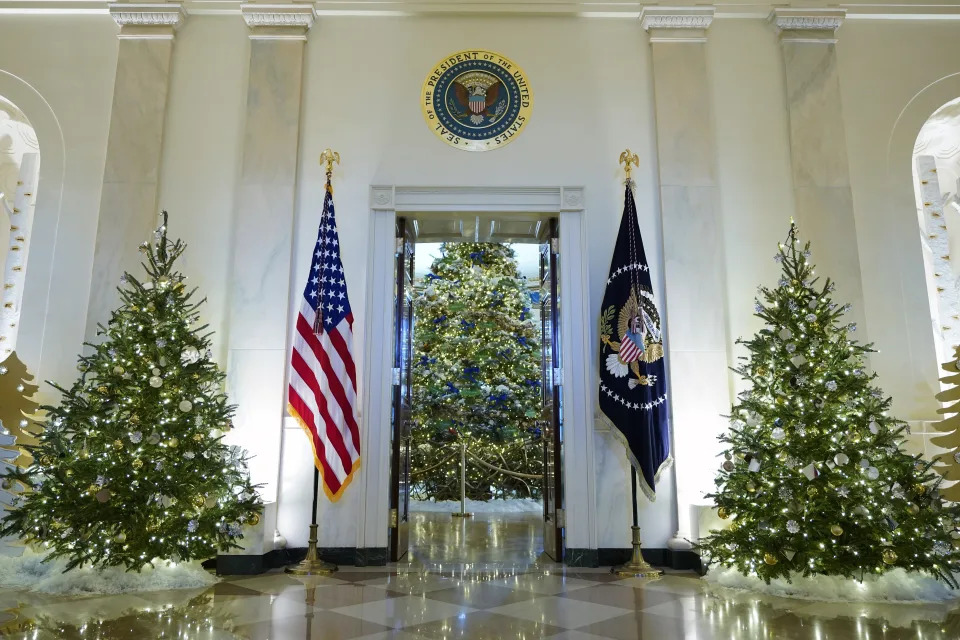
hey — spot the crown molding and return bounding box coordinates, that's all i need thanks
[241,3,314,27]
[640,6,715,43]
[1,1,959,20]
[108,2,184,37]
[771,8,845,42]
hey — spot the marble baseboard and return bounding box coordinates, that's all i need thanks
[217,547,388,575]
[565,548,600,568]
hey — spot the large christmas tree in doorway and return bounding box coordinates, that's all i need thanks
[411,243,543,501]
[701,222,960,586]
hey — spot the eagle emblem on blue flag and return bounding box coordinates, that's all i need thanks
[598,183,672,500]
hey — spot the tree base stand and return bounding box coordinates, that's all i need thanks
[285,524,338,576]
[450,512,474,518]
[612,525,662,578]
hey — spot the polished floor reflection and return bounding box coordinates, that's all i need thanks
[405,510,547,571]
[0,512,958,639]
[2,568,959,639]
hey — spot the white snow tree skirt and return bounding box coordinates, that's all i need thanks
[0,549,216,595]
[704,566,960,603]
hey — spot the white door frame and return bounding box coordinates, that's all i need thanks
[356,185,597,555]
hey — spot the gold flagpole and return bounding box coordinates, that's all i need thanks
[612,149,662,580]
[285,149,342,577]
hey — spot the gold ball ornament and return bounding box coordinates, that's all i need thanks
[914,484,928,496]
[849,432,862,443]
[192,495,206,508]
[764,553,778,565]
[168,437,179,448]
[746,482,757,493]
[907,503,920,515]
[115,532,126,543]
[204,496,218,509]
[717,507,729,520]
[131,458,143,470]
[248,513,260,526]
[113,439,124,450]
[193,434,203,442]
[882,549,898,565]
[830,524,844,536]
[86,484,98,496]
[130,415,140,424]
[807,486,819,497]
[113,365,124,375]
[64,469,73,477]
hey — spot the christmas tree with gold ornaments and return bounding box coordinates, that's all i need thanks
[932,347,960,502]
[0,213,262,571]
[411,242,543,501]
[700,222,960,586]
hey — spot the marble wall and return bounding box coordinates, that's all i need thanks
[226,7,314,504]
[2,7,960,557]
[85,6,183,342]
[641,7,731,547]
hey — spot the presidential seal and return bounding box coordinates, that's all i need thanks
[422,50,533,152]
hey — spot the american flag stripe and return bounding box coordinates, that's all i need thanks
[288,387,342,493]
[620,338,641,363]
[293,325,360,463]
[290,348,352,474]
[288,179,360,502]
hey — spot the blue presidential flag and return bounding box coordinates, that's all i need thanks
[598,184,671,499]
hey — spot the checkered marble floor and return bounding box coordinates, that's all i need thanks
[1,565,959,639]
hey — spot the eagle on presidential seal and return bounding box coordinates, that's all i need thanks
[600,287,664,389]
[450,71,507,126]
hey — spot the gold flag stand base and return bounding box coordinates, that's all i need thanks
[612,525,662,578]
[450,512,473,518]
[285,524,338,576]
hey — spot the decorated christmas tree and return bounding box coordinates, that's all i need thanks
[0,213,262,571]
[411,243,543,501]
[0,352,43,468]
[701,222,960,586]
[932,347,960,502]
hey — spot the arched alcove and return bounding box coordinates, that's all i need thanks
[0,70,64,378]
[0,95,40,358]
[911,98,960,375]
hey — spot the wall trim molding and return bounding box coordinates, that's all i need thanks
[2,1,960,20]
[108,2,184,38]
[241,2,315,37]
[640,6,715,42]
[771,8,845,43]
[361,184,596,554]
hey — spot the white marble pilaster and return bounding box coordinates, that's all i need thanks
[85,3,184,341]
[640,6,731,551]
[226,4,313,511]
[771,8,867,334]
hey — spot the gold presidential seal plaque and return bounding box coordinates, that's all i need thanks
[422,50,533,152]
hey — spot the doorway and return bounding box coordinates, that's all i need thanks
[388,212,563,567]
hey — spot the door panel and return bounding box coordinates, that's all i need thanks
[390,217,415,562]
[540,218,563,561]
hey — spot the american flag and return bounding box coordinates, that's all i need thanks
[288,178,360,502]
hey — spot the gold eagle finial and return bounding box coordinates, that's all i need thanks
[320,149,341,178]
[619,149,639,181]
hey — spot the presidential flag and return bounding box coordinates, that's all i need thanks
[288,177,361,502]
[598,183,671,499]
